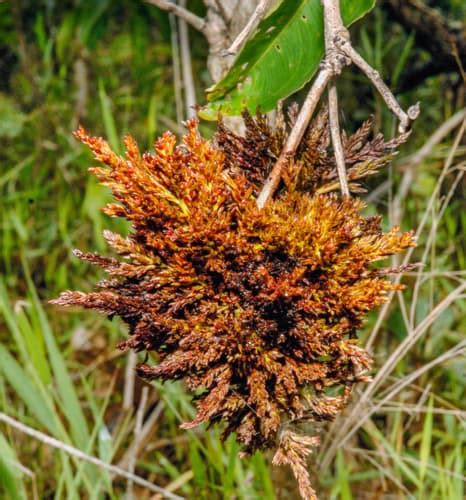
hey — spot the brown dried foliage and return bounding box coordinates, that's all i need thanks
[52,112,414,497]
[216,107,410,196]
[273,430,321,500]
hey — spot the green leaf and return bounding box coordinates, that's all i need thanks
[98,79,120,153]
[0,434,26,500]
[0,455,23,500]
[336,449,353,500]
[200,0,375,120]
[189,443,207,490]
[0,345,57,434]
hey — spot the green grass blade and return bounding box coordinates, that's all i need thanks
[0,455,24,500]
[189,443,207,492]
[365,421,421,489]
[98,78,120,152]
[0,280,30,363]
[16,306,52,385]
[22,259,90,450]
[419,397,434,483]
[0,433,26,500]
[0,345,57,434]
[251,453,275,499]
[336,450,353,500]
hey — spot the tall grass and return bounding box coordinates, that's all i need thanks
[0,1,464,498]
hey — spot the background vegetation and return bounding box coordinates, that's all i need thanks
[0,1,464,498]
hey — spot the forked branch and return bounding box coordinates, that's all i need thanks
[225,0,273,56]
[256,68,332,208]
[257,0,420,208]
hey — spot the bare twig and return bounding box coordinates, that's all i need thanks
[123,350,138,411]
[118,401,165,470]
[225,0,273,56]
[145,0,206,33]
[340,42,420,133]
[320,286,466,469]
[257,0,418,207]
[256,69,332,208]
[403,108,466,167]
[366,117,466,350]
[0,411,183,500]
[126,386,149,499]
[328,81,349,196]
[179,0,197,119]
[169,10,184,124]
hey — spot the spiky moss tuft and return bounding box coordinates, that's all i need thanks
[52,113,414,497]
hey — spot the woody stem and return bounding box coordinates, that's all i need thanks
[256,0,349,208]
[328,81,350,197]
[256,68,332,209]
[257,0,419,207]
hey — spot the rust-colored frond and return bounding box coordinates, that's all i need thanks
[216,107,409,196]
[53,115,415,499]
[273,431,320,500]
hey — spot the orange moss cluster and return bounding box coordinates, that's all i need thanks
[53,114,414,456]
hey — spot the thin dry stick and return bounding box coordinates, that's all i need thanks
[256,68,332,208]
[3,455,40,500]
[257,0,418,207]
[375,403,466,419]
[0,411,183,500]
[366,117,466,350]
[355,450,412,496]
[320,285,466,469]
[123,350,138,411]
[179,0,197,119]
[321,287,462,460]
[118,401,165,470]
[145,0,206,32]
[152,471,195,500]
[408,169,465,330]
[340,42,419,133]
[404,108,466,167]
[331,287,465,461]
[169,11,184,124]
[127,386,149,499]
[404,382,431,428]
[328,81,349,196]
[392,108,466,227]
[350,446,466,484]
[340,340,465,451]
[396,288,410,336]
[225,0,273,56]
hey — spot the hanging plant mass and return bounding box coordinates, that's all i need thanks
[52,109,415,498]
